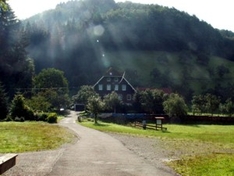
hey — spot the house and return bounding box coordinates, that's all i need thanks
[93,68,136,105]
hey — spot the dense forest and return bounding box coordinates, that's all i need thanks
[2,0,234,103]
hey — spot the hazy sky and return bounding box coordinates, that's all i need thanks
[8,0,234,32]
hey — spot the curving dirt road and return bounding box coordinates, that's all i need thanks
[48,111,178,176]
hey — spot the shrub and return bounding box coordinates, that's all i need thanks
[14,117,25,122]
[10,93,36,121]
[4,115,13,121]
[47,113,57,123]
[35,112,48,122]
[24,106,35,121]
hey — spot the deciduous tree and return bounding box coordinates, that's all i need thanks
[87,95,104,124]
[74,85,97,108]
[103,91,122,113]
[163,93,188,118]
[34,68,70,110]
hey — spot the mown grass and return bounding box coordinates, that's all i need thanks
[169,153,234,176]
[0,122,75,153]
[81,121,234,176]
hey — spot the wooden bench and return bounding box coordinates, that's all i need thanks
[0,154,18,174]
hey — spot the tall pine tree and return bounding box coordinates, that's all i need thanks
[0,2,34,98]
[0,82,8,120]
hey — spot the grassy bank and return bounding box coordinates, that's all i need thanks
[0,122,75,153]
[81,121,234,176]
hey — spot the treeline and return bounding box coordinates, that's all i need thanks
[74,86,234,121]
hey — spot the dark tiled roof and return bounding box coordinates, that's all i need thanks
[104,67,122,77]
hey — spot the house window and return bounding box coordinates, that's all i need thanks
[107,77,111,82]
[114,78,119,82]
[118,94,123,100]
[122,84,126,91]
[98,84,103,91]
[114,84,119,91]
[107,84,111,91]
[127,94,132,101]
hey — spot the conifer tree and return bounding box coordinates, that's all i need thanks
[0,82,9,120]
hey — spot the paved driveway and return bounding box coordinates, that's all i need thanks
[48,111,177,176]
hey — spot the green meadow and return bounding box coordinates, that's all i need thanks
[0,122,74,153]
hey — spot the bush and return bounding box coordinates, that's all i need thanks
[10,94,36,121]
[47,113,57,123]
[35,113,48,122]
[14,117,25,122]
[24,106,35,121]
[4,115,13,122]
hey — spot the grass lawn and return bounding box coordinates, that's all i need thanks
[0,122,75,153]
[81,121,234,176]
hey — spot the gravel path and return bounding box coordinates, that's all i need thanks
[2,111,179,176]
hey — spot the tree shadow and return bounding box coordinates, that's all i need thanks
[94,122,110,127]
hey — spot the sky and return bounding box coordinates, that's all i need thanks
[8,0,234,32]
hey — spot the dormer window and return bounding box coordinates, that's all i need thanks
[114,78,119,82]
[107,77,111,82]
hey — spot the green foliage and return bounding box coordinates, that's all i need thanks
[191,93,220,115]
[87,95,104,124]
[219,98,234,116]
[103,91,122,113]
[34,68,69,94]
[46,113,57,123]
[10,93,33,120]
[135,89,165,114]
[34,112,48,122]
[0,3,34,98]
[0,82,8,120]
[163,93,188,118]
[74,85,97,106]
[25,94,51,112]
[33,68,70,110]
[10,94,26,119]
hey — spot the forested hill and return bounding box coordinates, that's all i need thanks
[23,0,234,100]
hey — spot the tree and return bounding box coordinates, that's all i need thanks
[0,0,7,11]
[10,93,34,120]
[34,68,70,110]
[0,82,8,120]
[191,95,206,114]
[74,85,97,108]
[216,65,230,78]
[87,95,104,124]
[103,91,122,113]
[25,94,51,112]
[163,93,188,118]
[0,3,34,98]
[204,93,220,115]
[137,89,165,114]
[219,98,234,117]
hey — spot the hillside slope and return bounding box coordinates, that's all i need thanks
[22,0,234,100]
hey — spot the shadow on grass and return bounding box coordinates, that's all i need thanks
[93,122,110,127]
[184,124,201,128]
[162,130,171,133]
